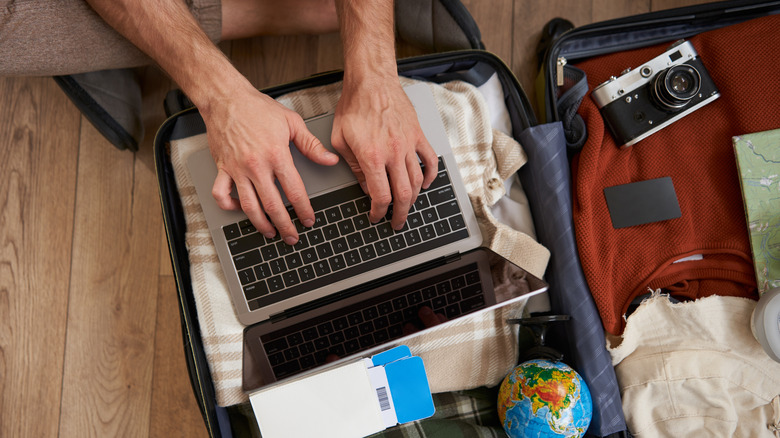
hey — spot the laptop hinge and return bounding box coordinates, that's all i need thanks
[444,252,461,264]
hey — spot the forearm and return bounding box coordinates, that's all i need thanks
[336,0,398,87]
[84,0,252,113]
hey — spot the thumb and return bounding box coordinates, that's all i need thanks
[289,115,340,166]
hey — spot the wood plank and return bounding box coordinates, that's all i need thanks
[511,0,593,113]
[462,0,514,62]
[592,0,650,22]
[148,275,208,438]
[58,102,162,437]
[0,76,81,438]
[232,35,320,90]
[652,0,713,11]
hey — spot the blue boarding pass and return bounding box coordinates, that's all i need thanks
[249,345,435,438]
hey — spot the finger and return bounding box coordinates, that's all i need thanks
[212,168,242,211]
[363,162,392,224]
[234,179,275,238]
[387,160,414,230]
[274,158,316,228]
[251,176,300,245]
[417,139,439,189]
[406,153,424,207]
[332,136,368,193]
[418,306,444,329]
[288,114,340,166]
[402,322,419,336]
[325,354,340,363]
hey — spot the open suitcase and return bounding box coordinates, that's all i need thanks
[154,1,780,437]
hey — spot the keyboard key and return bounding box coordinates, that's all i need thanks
[389,235,406,251]
[374,240,391,256]
[317,322,334,336]
[303,328,318,341]
[376,223,394,239]
[328,331,345,345]
[298,265,316,282]
[449,214,466,230]
[362,307,378,320]
[413,195,430,212]
[283,271,300,288]
[268,352,284,366]
[388,311,403,325]
[285,253,303,270]
[284,347,300,361]
[260,244,279,261]
[340,201,358,218]
[338,219,355,235]
[314,337,329,350]
[240,223,257,236]
[432,296,447,310]
[377,301,393,315]
[267,275,285,292]
[353,214,371,231]
[355,197,371,213]
[265,338,288,354]
[361,227,379,244]
[408,291,423,305]
[374,315,389,329]
[345,326,360,340]
[346,233,364,250]
[374,328,389,343]
[316,242,334,259]
[359,334,374,348]
[331,237,349,254]
[460,296,485,313]
[313,261,331,277]
[269,259,286,275]
[392,296,408,310]
[292,219,304,234]
[345,339,361,353]
[347,312,363,325]
[404,229,422,246]
[388,324,403,339]
[460,284,482,300]
[407,212,424,228]
[421,207,439,224]
[434,219,451,236]
[292,234,309,251]
[323,224,340,240]
[223,223,241,241]
[276,242,295,257]
[301,248,317,264]
[234,249,261,270]
[308,229,325,246]
[325,207,342,223]
[437,282,452,295]
[451,276,466,290]
[465,271,480,285]
[428,171,451,191]
[359,245,377,261]
[299,341,315,355]
[447,290,461,304]
[333,317,349,331]
[243,281,268,301]
[330,344,346,358]
[436,200,460,219]
[273,361,300,378]
[314,211,327,228]
[422,286,437,300]
[419,225,436,241]
[344,250,361,266]
[228,233,265,255]
[429,186,455,205]
[328,254,346,271]
[446,304,460,319]
[287,332,303,346]
[238,268,256,285]
[299,354,315,369]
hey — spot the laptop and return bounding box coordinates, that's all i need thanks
[187,83,548,383]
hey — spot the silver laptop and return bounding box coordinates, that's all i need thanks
[188,83,484,326]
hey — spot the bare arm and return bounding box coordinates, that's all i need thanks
[84,0,338,244]
[332,0,438,229]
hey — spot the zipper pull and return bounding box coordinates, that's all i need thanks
[556,56,567,87]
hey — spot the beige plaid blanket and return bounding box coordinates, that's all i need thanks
[170,78,550,406]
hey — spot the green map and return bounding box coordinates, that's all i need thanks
[733,128,780,296]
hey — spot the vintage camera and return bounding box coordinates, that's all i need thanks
[592,40,720,148]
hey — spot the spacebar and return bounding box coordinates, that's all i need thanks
[252,228,469,309]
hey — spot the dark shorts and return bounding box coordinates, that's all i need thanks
[0,0,221,76]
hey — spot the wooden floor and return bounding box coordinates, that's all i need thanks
[0,0,708,436]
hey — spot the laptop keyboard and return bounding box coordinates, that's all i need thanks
[223,157,470,311]
[259,262,485,380]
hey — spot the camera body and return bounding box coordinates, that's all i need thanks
[592,40,720,148]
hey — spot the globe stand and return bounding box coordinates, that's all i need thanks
[507,315,570,364]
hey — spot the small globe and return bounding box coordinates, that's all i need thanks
[497,359,592,438]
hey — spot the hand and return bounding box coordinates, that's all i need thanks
[331,77,439,229]
[204,86,339,244]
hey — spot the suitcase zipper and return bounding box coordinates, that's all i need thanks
[556,56,567,87]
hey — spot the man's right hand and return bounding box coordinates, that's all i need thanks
[203,86,339,245]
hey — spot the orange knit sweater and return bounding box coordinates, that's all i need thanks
[571,16,780,335]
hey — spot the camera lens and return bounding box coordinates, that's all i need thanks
[651,64,701,110]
